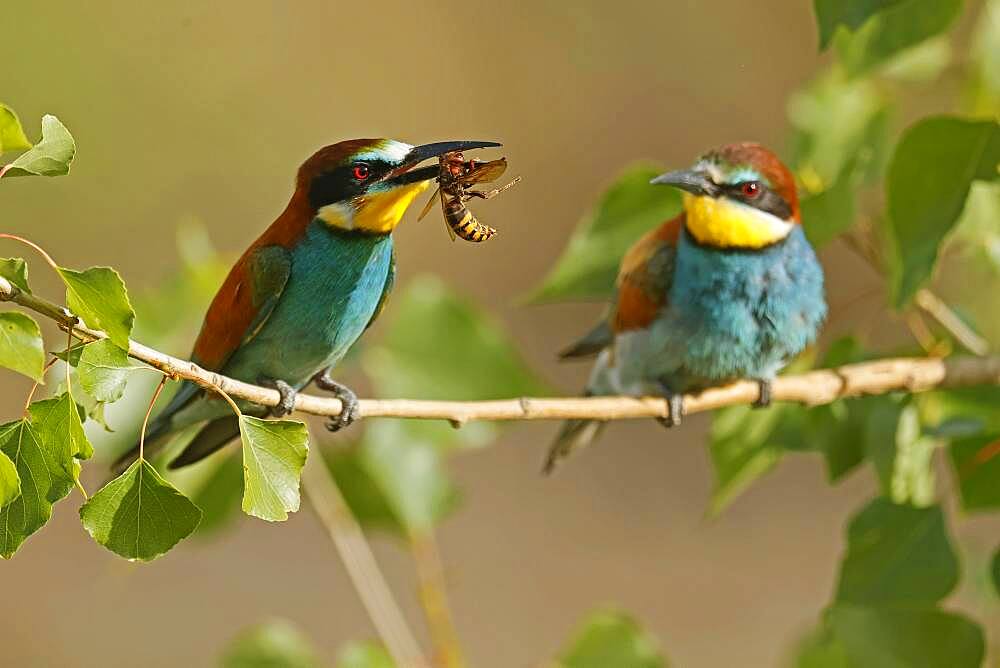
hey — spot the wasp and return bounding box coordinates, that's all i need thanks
[417,151,521,242]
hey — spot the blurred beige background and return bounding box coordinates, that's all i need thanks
[3,2,989,667]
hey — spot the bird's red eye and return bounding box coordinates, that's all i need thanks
[353,165,370,180]
[741,181,761,198]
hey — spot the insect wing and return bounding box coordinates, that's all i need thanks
[441,189,457,241]
[417,186,441,221]
[458,158,508,186]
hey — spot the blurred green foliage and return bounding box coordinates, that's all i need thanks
[556,611,667,668]
[220,619,322,668]
[526,164,681,302]
[0,0,999,665]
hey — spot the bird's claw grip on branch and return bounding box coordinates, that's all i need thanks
[314,370,359,432]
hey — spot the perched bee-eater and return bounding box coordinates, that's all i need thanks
[546,143,826,473]
[115,138,499,472]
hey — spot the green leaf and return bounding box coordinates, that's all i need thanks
[336,642,394,668]
[78,338,135,403]
[813,0,904,49]
[708,404,793,513]
[805,339,880,481]
[991,544,1000,597]
[835,498,958,606]
[240,416,308,522]
[948,433,1000,511]
[923,385,1000,437]
[0,312,45,381]
[823,604,984,668]
[0,114,75,177]
[358,420,459,534]
[31,392,94,464]
[0,104,32,154]
[879,37,952,82]
[967,0,1000,115]
[557,611,666,668]
[836,0,963,78]
[327,446,403,532]
[788,72,887,187]
[794,624,851,668]
[52,342,87,367]
[802,172,857,248]
[865,401,936,506]
[0,414,76,558]
[221,619,322,668]
[0,449,20,510]
[525,164,682,303]
[57,266,136,349]
[887,116,1000,306]
[0,257,31,293]
[79,459,201,561]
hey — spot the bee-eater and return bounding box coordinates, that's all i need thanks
[545,143,826,473]
[114,138,500,473]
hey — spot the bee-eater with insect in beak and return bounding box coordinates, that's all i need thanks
[114,138,501,473]
[545,143,826,473]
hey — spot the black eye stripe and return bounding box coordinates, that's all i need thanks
[725,181,792,220]
[308,160,393,210]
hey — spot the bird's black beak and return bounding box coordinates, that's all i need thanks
[650,168,720,197]
[384,140,503,186]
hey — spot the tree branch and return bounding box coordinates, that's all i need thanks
[3,275,1000,426]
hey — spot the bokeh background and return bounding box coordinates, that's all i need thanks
[2,2,996,667]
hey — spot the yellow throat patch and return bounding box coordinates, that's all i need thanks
[683,193,793,249]
[318,180,431,234]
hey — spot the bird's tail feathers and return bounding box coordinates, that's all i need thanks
[542,417,606,475]
[167,416,241,469]
[559,320,613,360]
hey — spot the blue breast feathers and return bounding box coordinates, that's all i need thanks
[224,220,394,387]
[651,225,826,389]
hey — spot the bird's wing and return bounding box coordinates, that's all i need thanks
[192,244,293,371]
[559,319,613,360]
[611,216,681,333]
[364,250,396,331]
[559,217,682,359]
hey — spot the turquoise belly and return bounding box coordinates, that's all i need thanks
[652,226,826,389]
[224,221,393,387]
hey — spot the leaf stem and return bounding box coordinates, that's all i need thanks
[22,357,59,417]
[0,233,60,271]
[64,329,72,397]
[139,376,169,462]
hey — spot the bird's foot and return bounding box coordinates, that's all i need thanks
[655,383,685,428]
[313,370,359,432]
[259,377,297,417]
[752,378,773,409]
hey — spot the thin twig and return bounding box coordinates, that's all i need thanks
[839,227,991,356]
[915,288,990,356]
[301,455,430,668]
[3,275,1000,425]
[410,532,466,668]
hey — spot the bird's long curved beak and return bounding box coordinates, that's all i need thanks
[384,140,503,186]
[650,168,719,197]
